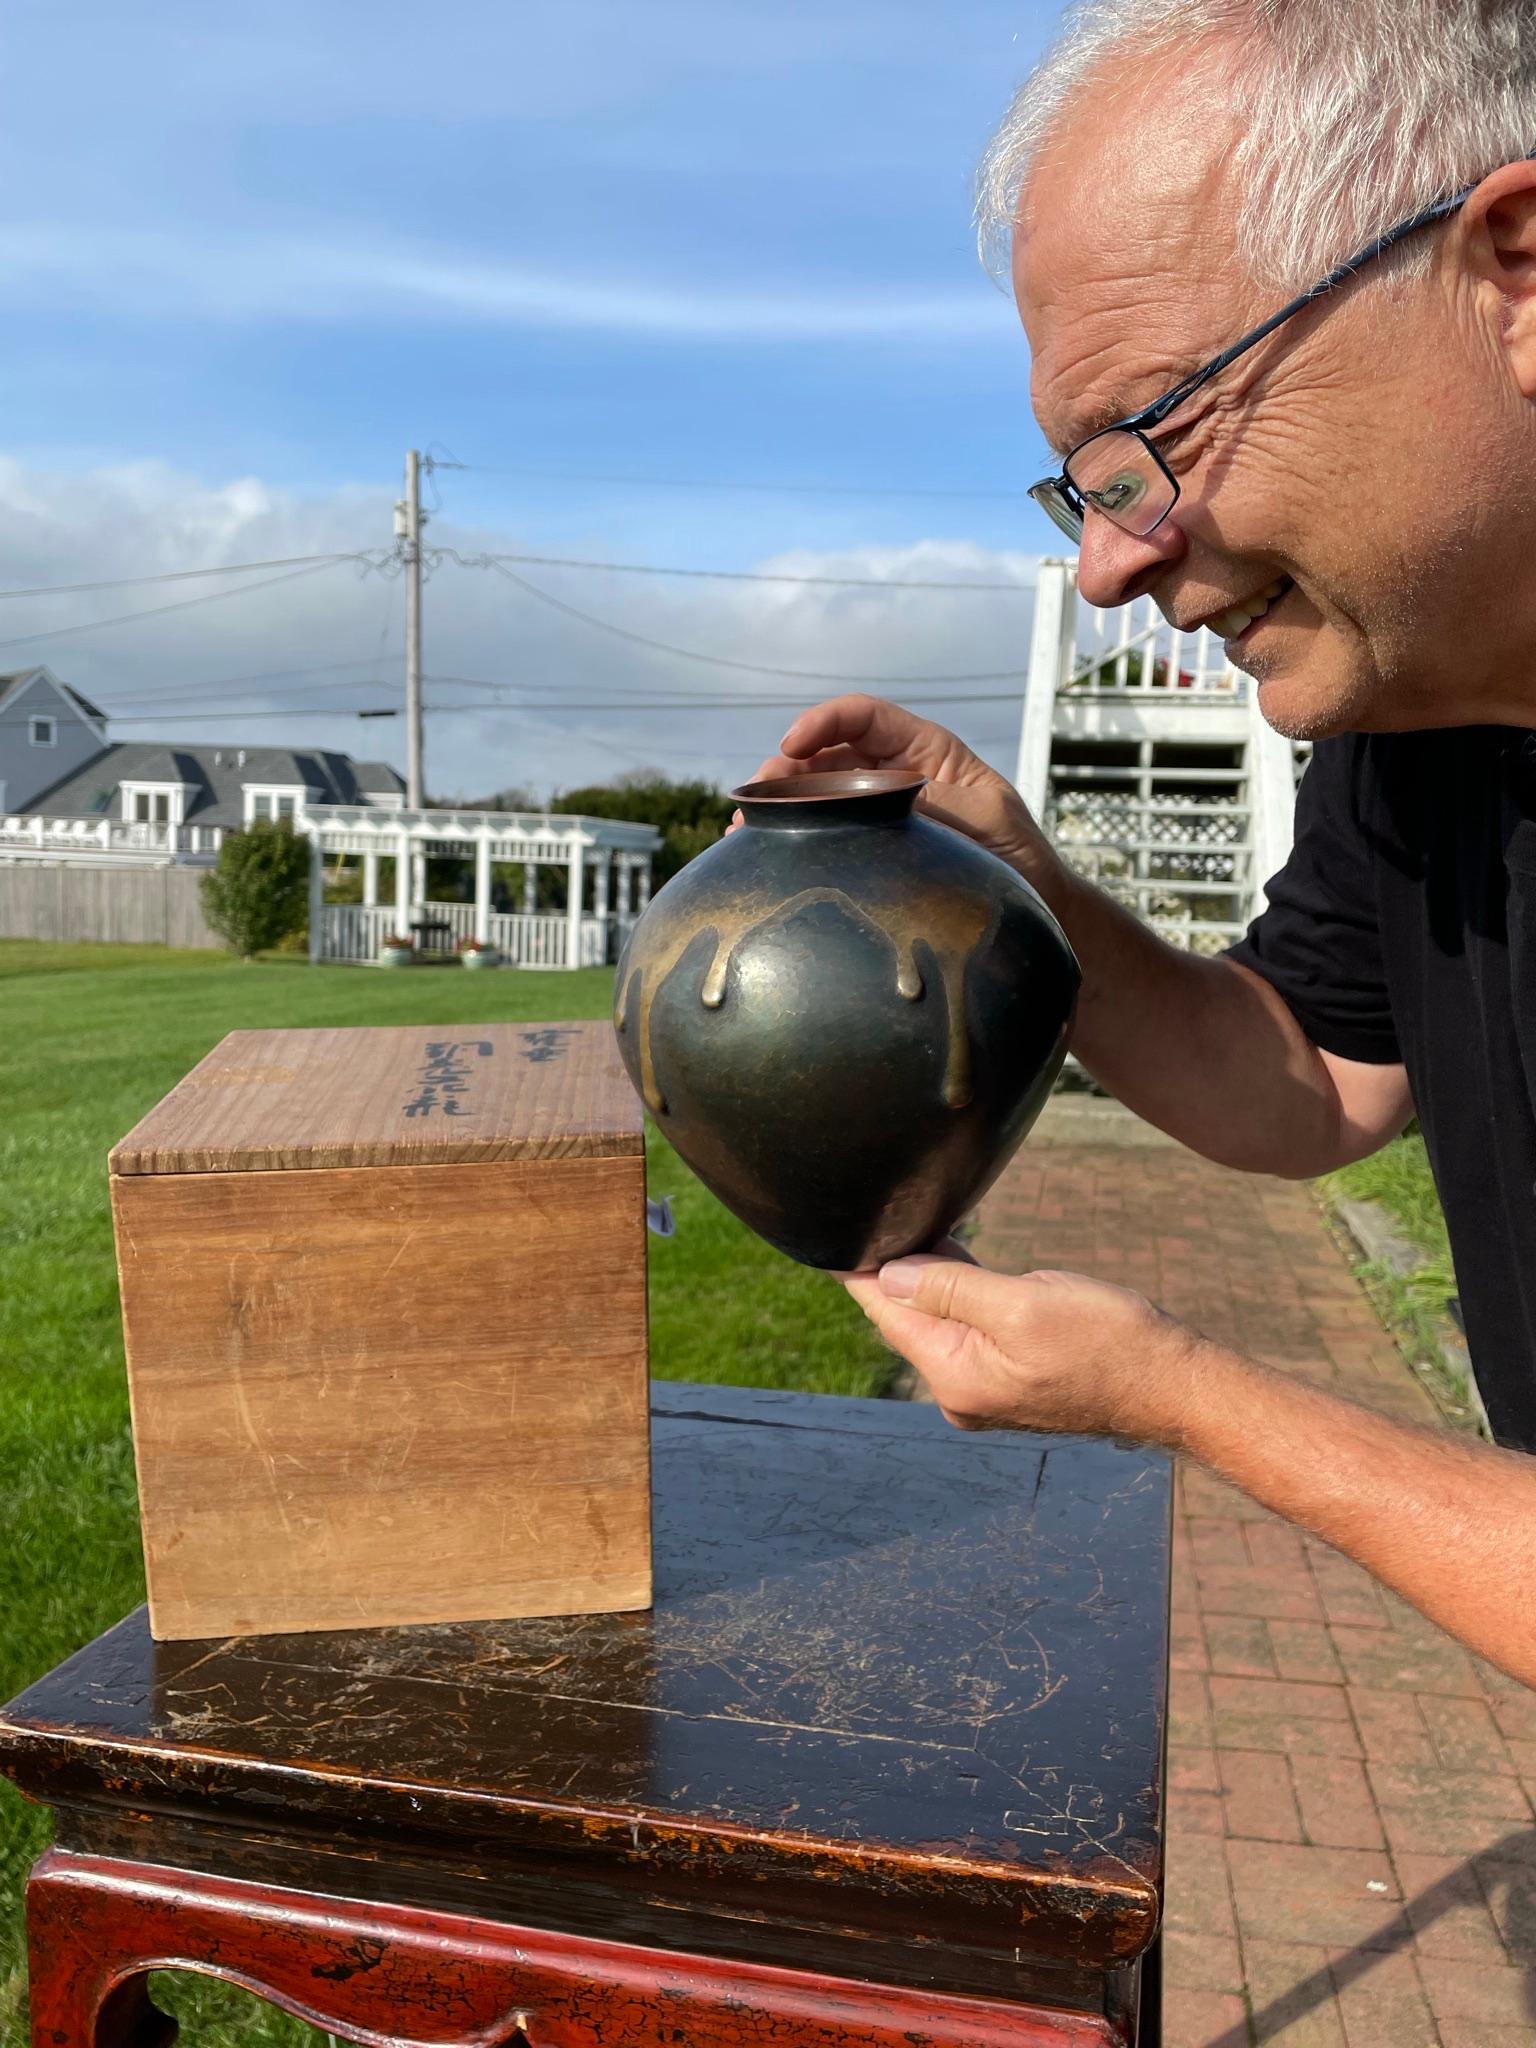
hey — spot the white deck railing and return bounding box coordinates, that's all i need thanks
[0,815,224,862]
[1016,560,1293,957]
[1067,588,1243,696]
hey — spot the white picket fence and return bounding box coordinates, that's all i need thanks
[314,903,396,962]
[491,911,583,967]
[313,900,628,968]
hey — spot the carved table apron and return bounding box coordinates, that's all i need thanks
[1,1384,1172,2047]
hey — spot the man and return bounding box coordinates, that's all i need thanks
[748,0,1536,1687]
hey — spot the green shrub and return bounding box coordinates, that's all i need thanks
[551,774,734,884]
[199,820,310,960]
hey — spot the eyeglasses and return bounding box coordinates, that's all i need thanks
[1029,181,1484,545]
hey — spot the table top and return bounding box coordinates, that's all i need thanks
[1,1385,1170,1990]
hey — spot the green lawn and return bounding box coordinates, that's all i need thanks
[1319,1129,1472,1423]
[1319,1130,1458,1330]
[1322,1131,1454,1278]
[0,940,891,2045]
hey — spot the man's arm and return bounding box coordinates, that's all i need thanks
[755,694,1411,1176]
[1051,870,1414,1175]
[844,1256,1536,1689]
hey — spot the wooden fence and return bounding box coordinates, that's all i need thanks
[0,863,221,950]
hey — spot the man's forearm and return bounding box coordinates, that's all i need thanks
[1034,863,1359,1175]
[1179,1346,1536,1687]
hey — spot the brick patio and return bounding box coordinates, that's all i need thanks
[972,1107,1536,2048]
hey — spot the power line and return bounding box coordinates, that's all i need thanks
[0,559,359,659]
[441,460,1032,503]
[418,691,1027,715]
[485,697,690,775]
[23,568,397,712]
[0,551,370,604]
[6,702,403,727]
[485,562,1032,686]
[422,669,1009,704]
[10,687,1021,730]
[100,678,399,715]
[92,658,402,711]
[6,669,1021,731]
[452,550,1033,594]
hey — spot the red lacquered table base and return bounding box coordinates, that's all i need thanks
[28,1848,1122,2048]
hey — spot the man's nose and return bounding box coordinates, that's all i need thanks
[1074,507,1187,609]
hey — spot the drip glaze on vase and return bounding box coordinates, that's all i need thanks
[613,771,1080,1271]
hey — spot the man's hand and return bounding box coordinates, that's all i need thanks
[842,1246,1214,1444]
[844,1249,1536,1697]
[742,693,1067,898]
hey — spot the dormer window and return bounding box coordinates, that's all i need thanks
[245,786,306,825]
[29,715,56,747]
[121,781,188,827]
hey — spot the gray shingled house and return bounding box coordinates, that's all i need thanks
[21,739,403,838]
[0,667,111,814]
[0,668,659,966]
[0,666,404,865]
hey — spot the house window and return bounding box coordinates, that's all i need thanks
[130,790,171,824]
[247,790,303,823]
[29,715,56,747]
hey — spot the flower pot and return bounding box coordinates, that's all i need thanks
[613,770,1079,1270]
[378,946,414,969]
[461,948,499,971]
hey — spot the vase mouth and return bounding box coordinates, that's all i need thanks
[731,770,926,805]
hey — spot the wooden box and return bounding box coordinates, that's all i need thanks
[108,1021,651,1641]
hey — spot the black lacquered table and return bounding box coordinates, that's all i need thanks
[1,1384,1171,2046]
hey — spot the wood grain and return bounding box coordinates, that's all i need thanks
[112,1153,650,1639]
[109,1020,642,1175]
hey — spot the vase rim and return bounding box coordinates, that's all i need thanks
[730,769,927,804]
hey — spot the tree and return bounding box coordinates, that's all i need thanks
[473,783,542,812]
[551,773,734,885]
[200,818,311,959]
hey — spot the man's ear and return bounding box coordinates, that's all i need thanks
[1458,160,1536,398]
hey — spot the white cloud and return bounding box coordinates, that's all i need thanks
[0,459,1039,801]
[0,224,1009,342]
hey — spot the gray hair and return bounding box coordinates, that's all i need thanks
[976,0,1536,292]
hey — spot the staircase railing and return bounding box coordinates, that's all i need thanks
[1020,560,1297,946]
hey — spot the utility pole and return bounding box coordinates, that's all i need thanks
[397,449,425,809]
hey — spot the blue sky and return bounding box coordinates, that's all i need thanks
[2,0,1071,796]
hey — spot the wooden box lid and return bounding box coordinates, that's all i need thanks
[109,1021,642,1176]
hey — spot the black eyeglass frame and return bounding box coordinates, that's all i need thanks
[1029,179,1486,544]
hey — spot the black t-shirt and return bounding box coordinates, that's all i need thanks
[1227,726,1536,1450]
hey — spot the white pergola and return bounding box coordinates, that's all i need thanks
[304,804,661,969]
